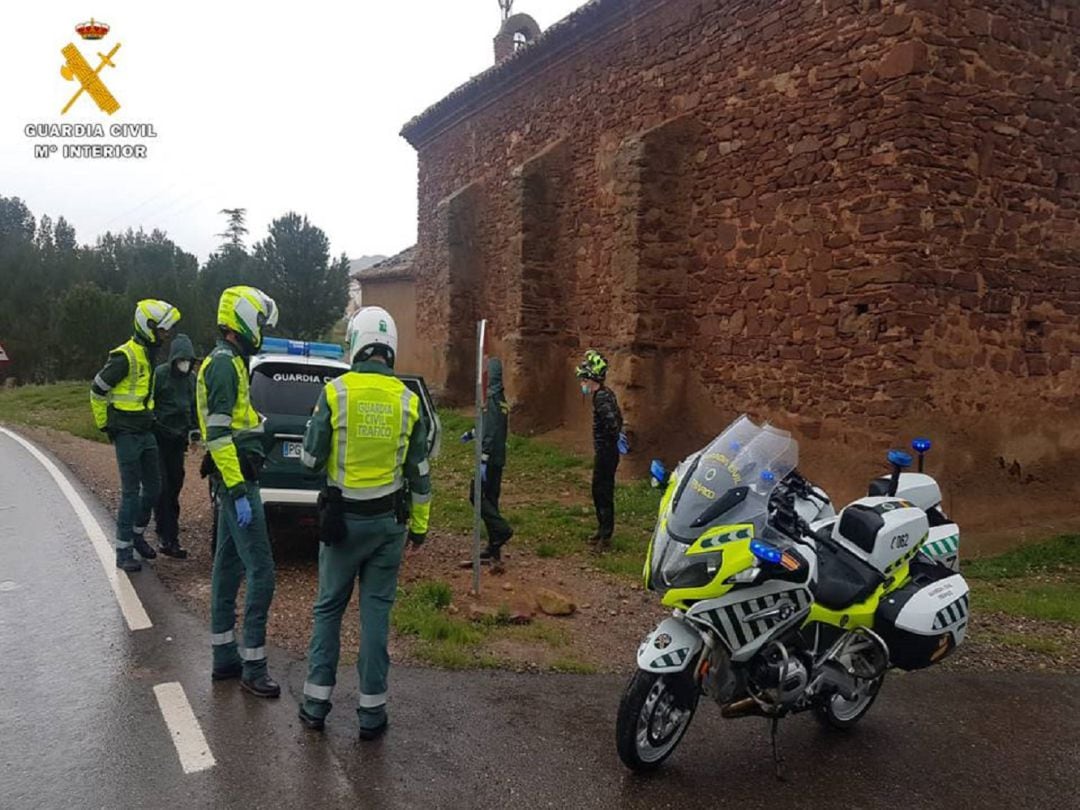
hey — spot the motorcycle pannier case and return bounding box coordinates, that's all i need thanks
[873,559,969,671]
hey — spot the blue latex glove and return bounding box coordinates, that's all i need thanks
[650,459,669,488]
[460,430,475,444]
[235,495,253,529]
[480,462,488,483]
[618,432,630,455]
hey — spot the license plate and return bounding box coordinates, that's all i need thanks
[282,441,302,459]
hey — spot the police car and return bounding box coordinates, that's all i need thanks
[231,337,440,538]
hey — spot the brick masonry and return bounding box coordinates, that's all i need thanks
[402,0,1080,501]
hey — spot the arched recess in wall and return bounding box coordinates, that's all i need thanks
[612,115,709,460]
[507,139,572,433]
[436,181,485,405]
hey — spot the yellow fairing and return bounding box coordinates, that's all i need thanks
[804,562,913,630]
[660,539,755,609]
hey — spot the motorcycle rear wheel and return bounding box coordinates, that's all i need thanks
[814,674,885,730]
[616,668,699,772]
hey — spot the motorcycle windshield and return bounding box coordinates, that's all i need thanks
[665,416,799,544]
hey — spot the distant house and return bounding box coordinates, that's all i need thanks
[349,247,419,373]
[346,254,387,317]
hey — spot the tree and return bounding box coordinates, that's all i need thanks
[217,208,249,253]
[56,282,130,380]
[251,213,348,340]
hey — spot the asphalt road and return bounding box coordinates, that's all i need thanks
[0,428,1077,809]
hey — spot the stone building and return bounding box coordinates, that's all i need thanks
[399,0,1080,511]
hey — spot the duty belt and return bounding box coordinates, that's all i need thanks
[342,493,400,517]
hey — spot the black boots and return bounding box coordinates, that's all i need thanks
[211,662,243,681]
[133,535,157,560]
[298,706,326,731]
[159,540,188,559]
[115,549,142,573]
[241,673,281,699]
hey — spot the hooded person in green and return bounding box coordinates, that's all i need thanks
[462,357,513,569]
[153,333,197,559]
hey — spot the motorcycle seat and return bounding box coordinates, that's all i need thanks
[812,537,884,611]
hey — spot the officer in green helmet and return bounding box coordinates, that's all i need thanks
[197,285,281,698]
[298,306,432,740]
[91,299,181,572]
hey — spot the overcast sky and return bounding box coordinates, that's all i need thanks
[2,1,586,262]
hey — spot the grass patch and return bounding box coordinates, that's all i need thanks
[974,578,1080,626]
[990,631,1067,657]
[550,658,598,675]
[966,535,1080,626]
[965,535,1080,580]
[431,409,661,576]
[0,381,104,442]
[393,580,482,645]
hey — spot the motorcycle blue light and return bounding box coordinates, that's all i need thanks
[912,437,932,453]
[760,470,776,483]
[887,449,913,469]
[750,540,783,565]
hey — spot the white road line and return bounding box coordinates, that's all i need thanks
[153,682,216,774]
[0,427,153,631]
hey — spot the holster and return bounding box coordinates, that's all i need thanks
[317,486,348,546]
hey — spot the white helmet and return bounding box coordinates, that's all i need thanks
[347,307,398,366]
[134,299,181,345]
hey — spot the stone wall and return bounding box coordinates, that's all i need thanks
[405,0,1080,479]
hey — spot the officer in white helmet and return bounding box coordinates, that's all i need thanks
[298,306,432,739]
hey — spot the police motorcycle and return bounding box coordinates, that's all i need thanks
[616,415,969,772]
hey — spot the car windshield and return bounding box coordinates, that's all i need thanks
[249,361,345,417]
[665,415,798,543]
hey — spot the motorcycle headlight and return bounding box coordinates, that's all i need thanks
[659,545,723,590]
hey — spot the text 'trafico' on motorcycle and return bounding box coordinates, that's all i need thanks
[615,416,969,772]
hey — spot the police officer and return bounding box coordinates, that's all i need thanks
[197,286,281,698]
[299,306,431,740]
[91,299,181,572]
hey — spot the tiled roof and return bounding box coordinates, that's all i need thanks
[354,246,416,281]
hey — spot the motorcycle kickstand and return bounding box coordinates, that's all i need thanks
[769,717,786,782]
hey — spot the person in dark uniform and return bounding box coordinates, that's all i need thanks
[576,349,622,550]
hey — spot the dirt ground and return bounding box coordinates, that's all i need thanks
[13,425,1079,675]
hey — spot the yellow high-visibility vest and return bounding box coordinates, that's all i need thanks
[196,346,263,490]
[325,372,420,501]
[107,338,153,412]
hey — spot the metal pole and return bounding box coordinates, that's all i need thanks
[471,319,487,595]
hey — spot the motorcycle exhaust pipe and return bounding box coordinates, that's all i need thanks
[721,697,768,719]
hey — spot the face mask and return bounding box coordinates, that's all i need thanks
[176,360,192,374]
[581,383,590,395]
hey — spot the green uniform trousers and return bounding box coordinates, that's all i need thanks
[210,485,275,678]
[113,431,161,556]
[302,512,406,729]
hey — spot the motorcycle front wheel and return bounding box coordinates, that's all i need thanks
[615,667,699,772]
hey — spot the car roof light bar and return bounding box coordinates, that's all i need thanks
[261,337,344,359]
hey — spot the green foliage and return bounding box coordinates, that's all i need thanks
[251,212,349,341]
[0,197,350,383]
[0,382,104,442]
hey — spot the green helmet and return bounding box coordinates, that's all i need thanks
[575,349,608,382]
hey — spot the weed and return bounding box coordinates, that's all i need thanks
[990,631,1066,657]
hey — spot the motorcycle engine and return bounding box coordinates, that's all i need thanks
[749,645,810,708]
